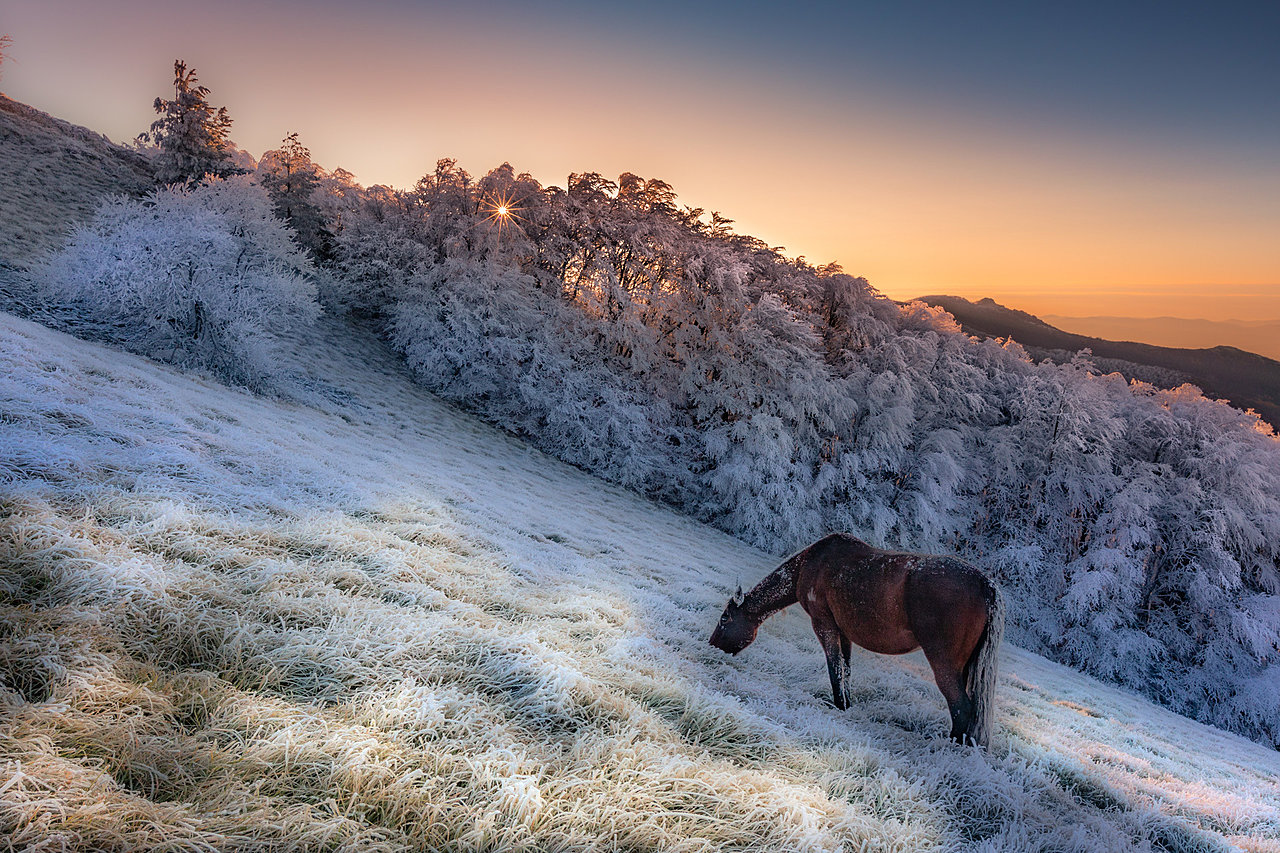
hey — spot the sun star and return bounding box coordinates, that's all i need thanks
[479,191,526,237]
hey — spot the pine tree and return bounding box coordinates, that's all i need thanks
[142,60,240,186]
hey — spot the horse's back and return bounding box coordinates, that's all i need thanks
[808,532,877,563]
[798,537,917,654]
[804,536,993,607]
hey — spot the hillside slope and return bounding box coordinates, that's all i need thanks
[3,312,1278,851]
[0,93,153,264]
[916,295,1280,429]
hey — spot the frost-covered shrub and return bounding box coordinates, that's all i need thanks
[38,175,319,387]
[389,258,685,497]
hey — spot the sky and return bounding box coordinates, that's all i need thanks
[3,0,1278,321]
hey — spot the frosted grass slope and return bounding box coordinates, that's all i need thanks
[2,311,1278,852]
[0,95,153,264]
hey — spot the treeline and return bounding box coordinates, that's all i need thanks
[309,159,1280,747]
[36,62,1280,746]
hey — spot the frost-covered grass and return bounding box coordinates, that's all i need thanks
[3,312,1279,851]
[0,94,152,264]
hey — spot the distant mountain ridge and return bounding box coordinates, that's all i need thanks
[1044,314,1280,362]
[917,295,1280,429]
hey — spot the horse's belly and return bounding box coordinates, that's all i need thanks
[827,599,918,654]
[848,628,919,656]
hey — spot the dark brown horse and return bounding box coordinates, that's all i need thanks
[710,533,1004,747]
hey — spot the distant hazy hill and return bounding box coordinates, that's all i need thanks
[1044,315,1280,363]
[0,93,153,263]
[918,295,1280,429]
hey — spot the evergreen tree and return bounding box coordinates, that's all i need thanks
[141,60,240,185]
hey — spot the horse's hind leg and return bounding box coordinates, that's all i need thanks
[946,687,975,745]
[811,616,850,710]
[924,652,973,744]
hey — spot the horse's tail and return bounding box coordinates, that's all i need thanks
[966,582,1005,749]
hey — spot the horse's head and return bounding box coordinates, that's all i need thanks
[710,585,757,654]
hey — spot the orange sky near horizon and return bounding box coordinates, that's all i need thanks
[3,0,1277,322]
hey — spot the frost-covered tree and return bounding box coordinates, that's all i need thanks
[37,175,318,387]
[141,60,240,185]
[258,132,329,259]
[0,34,13,79]
[329,184,434,316]
[388,255,676,494]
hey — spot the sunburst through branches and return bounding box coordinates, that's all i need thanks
[479,190,526,238]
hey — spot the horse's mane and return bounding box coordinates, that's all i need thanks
[742,548,805,622]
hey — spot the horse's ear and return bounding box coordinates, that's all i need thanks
[732,584,744,606]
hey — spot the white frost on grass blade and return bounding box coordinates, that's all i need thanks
[2,310,1279,851]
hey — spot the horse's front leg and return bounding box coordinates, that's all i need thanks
[812,617,850,710]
